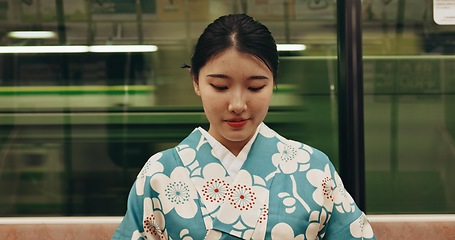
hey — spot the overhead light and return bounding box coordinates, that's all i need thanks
[89,45,158,53]
[277,44,306,51]
[0,46,88,53]
[8,31,56,39]
[0,45,158,54]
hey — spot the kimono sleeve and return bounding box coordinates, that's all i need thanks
[112,181,147,240]
[112,151,167,240]
[322,159,376,240]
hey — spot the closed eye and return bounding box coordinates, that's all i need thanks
[210,84,228,91]
[249,85,266,92]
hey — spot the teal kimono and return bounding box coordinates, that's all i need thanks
[113,123,375,240]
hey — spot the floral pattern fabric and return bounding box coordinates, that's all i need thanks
[113,123,376,240]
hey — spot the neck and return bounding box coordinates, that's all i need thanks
[223,142,246,157]
[208,132,251,157]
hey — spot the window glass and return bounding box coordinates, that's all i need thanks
[0,0,338,216]
[362,0,455,213]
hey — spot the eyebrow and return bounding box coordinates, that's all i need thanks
[206,74,269,80]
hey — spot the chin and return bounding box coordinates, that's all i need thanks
[224,130,254,143]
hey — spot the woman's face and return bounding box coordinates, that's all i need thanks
[193,48,274,154]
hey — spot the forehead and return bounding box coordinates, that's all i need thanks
[202,48,271,73]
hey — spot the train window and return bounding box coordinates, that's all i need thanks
[0,0,334,216]
[362,0,455,213]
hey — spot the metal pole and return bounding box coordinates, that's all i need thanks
[136,0,143,44]
[336,0,366,211]
[55,0,67,45]
[85,0,95,45]
[56,0,74,215]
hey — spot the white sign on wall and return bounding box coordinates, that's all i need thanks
[434,0,455,25]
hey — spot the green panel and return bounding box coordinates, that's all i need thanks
[363,56,455,213]
[366,171,446,213]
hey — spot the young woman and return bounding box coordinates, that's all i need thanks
[113,14,375,240]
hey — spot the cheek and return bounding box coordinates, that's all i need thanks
[200,93,224,112]
[253,95,273,118]
[251,92,273,109]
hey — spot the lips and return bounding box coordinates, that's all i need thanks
[226,119,248,128]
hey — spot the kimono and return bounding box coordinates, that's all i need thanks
[113,123,376,240]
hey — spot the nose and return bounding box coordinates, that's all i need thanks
[228,91,247,114]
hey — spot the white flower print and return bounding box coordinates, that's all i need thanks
[193,163,232,215]
[302,144,314,154]
[176,145,197,167]
[259,123,288,143]
[250,203,269,240]
[333,171,356,213]
[258,123,276,138]
[204,178,229,203]
[217,170,269,228]
[307,164,335,211]
[257,203,269,224]
[179,229,194,240]
[136,153,164,195]
[271,223,304,240]
[151,167,198,218]
[228,183,257,211]
[272,140,310,174]
[306,208,329,240]
[141,197,168,240]
[205,229,222,239]
[277,176,311,212]
[349,214,374,239]
[278,192,297,214]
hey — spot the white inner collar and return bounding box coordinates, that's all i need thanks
[197,124,262,178]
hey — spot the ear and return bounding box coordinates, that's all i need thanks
[192,77,200,96]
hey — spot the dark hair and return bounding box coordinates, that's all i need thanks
[191,14,278,83]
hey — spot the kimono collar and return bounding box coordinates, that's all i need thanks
[175,123,284,239]
[196,124,261,178]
